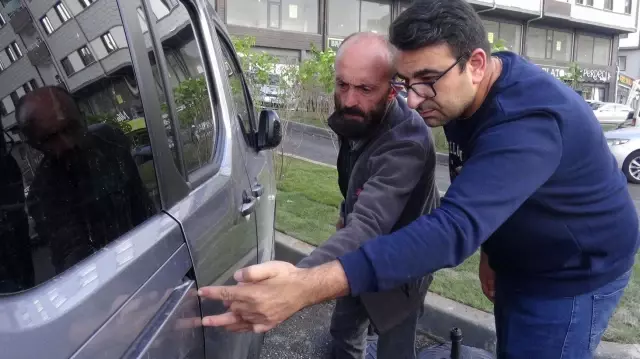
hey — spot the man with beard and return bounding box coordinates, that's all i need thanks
[17,86,155,274]
[294,32,440,359]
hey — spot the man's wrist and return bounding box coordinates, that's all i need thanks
[296,260,350,307]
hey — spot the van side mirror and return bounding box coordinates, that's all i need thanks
[257,109,282,151]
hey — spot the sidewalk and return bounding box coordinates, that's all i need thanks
[274,231,640,359]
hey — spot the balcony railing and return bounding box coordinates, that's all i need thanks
[5,0,33,34]
[26,39,51,66]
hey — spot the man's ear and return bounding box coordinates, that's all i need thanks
[388,86,397,101]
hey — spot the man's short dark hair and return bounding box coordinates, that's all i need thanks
[389,0,491,67]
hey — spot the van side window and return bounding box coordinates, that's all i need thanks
[139,2,216,176]
[218,36,256,142]
[0,3,159,294]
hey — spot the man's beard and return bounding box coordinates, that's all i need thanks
[327,94,390,139]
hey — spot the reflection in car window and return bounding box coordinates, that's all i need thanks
[219,37,255,139]
[0,4,158,293]
[140,2,215,175]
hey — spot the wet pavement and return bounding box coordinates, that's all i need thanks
[260,301,438,359]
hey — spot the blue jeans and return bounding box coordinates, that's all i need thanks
[494,270,632,359]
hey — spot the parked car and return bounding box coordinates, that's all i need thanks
[593,102,635,125]
[604,128,640,183]
[0,1,281,359]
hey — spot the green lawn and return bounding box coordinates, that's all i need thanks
[275,155,640,344]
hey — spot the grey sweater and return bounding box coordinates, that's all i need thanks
[298,97,440,332]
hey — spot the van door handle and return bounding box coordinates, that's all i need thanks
[251,183,264,198]
[240,196,257,218]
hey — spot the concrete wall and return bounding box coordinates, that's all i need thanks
[620,48,640,79]
[571,0,638,30]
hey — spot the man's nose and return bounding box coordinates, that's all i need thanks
[343,89,359,108]
[406,91,423,110]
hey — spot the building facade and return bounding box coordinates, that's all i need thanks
[0,0,636,141]
[219,0,638,103]
[618,18,640,106]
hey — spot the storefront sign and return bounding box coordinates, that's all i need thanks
[538,64,612,84]
[327,38,343,51]
[619,74,635,88]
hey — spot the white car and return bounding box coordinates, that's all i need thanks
[604,127,640,183]
[593,102,634,125]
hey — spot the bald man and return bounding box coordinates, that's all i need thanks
[17,86,155,273]
[295,32,440,359]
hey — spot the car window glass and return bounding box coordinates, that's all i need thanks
[218,35,255,142]
[0,3,159,294]
[137,1,216,176]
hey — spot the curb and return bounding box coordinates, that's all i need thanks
[284,121,450,166]
[273,231,640,359]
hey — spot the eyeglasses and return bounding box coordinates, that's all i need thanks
[390,55,467,99]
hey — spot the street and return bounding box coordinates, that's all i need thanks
[281,124,640,214]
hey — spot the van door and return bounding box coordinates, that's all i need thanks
[0,0,201,357]
[215,27,278,265]
[129,0,262,358]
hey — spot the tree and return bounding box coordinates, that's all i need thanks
[86,112,132,134]
[561,62,583,91]
[491,39,508,52]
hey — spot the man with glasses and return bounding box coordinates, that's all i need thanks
[199,1,638,358]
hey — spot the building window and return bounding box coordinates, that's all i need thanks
[576,0,594,5]
[41,16,55,35]
[625,0,632,14]
[604,0,613,10]
[101,32,118,53]
[328,0,390,38]
[0,101,7,117]
[9,91,19,107]
[79,0,95,8]
[577,35,611,66]
[526,27,572,62]
[78,46,95,66]
[483,20,522,54]
[227,0,319,33]
[619,56,627,71]
[55,1,72,23]
[5,42,22,63]
[23,79,38,93]
[61,57,74,75]
[621,33,629,39]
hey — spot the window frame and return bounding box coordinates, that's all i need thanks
[5,41,21,63]
[619,56,627,71]
[0,12,5,27]
[78,45,96,66]
[60,56,74,76]
[216,32,259,144]
[604,0,613,10]
[101,31,118,54]
[54,1,72,23]
[576,34,611,66]
[41,15,55,35]
[525,26,573,61]
[79,0,95,9]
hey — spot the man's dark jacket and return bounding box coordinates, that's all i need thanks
[298,96,440,332]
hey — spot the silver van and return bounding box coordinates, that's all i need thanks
[0,0,281,358]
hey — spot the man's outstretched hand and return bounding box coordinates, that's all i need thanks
[198,260,350,333]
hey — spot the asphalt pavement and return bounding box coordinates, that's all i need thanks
[281,125,452,194]
[281,124,640,214]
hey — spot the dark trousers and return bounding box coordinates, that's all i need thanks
[330,295,419,359]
